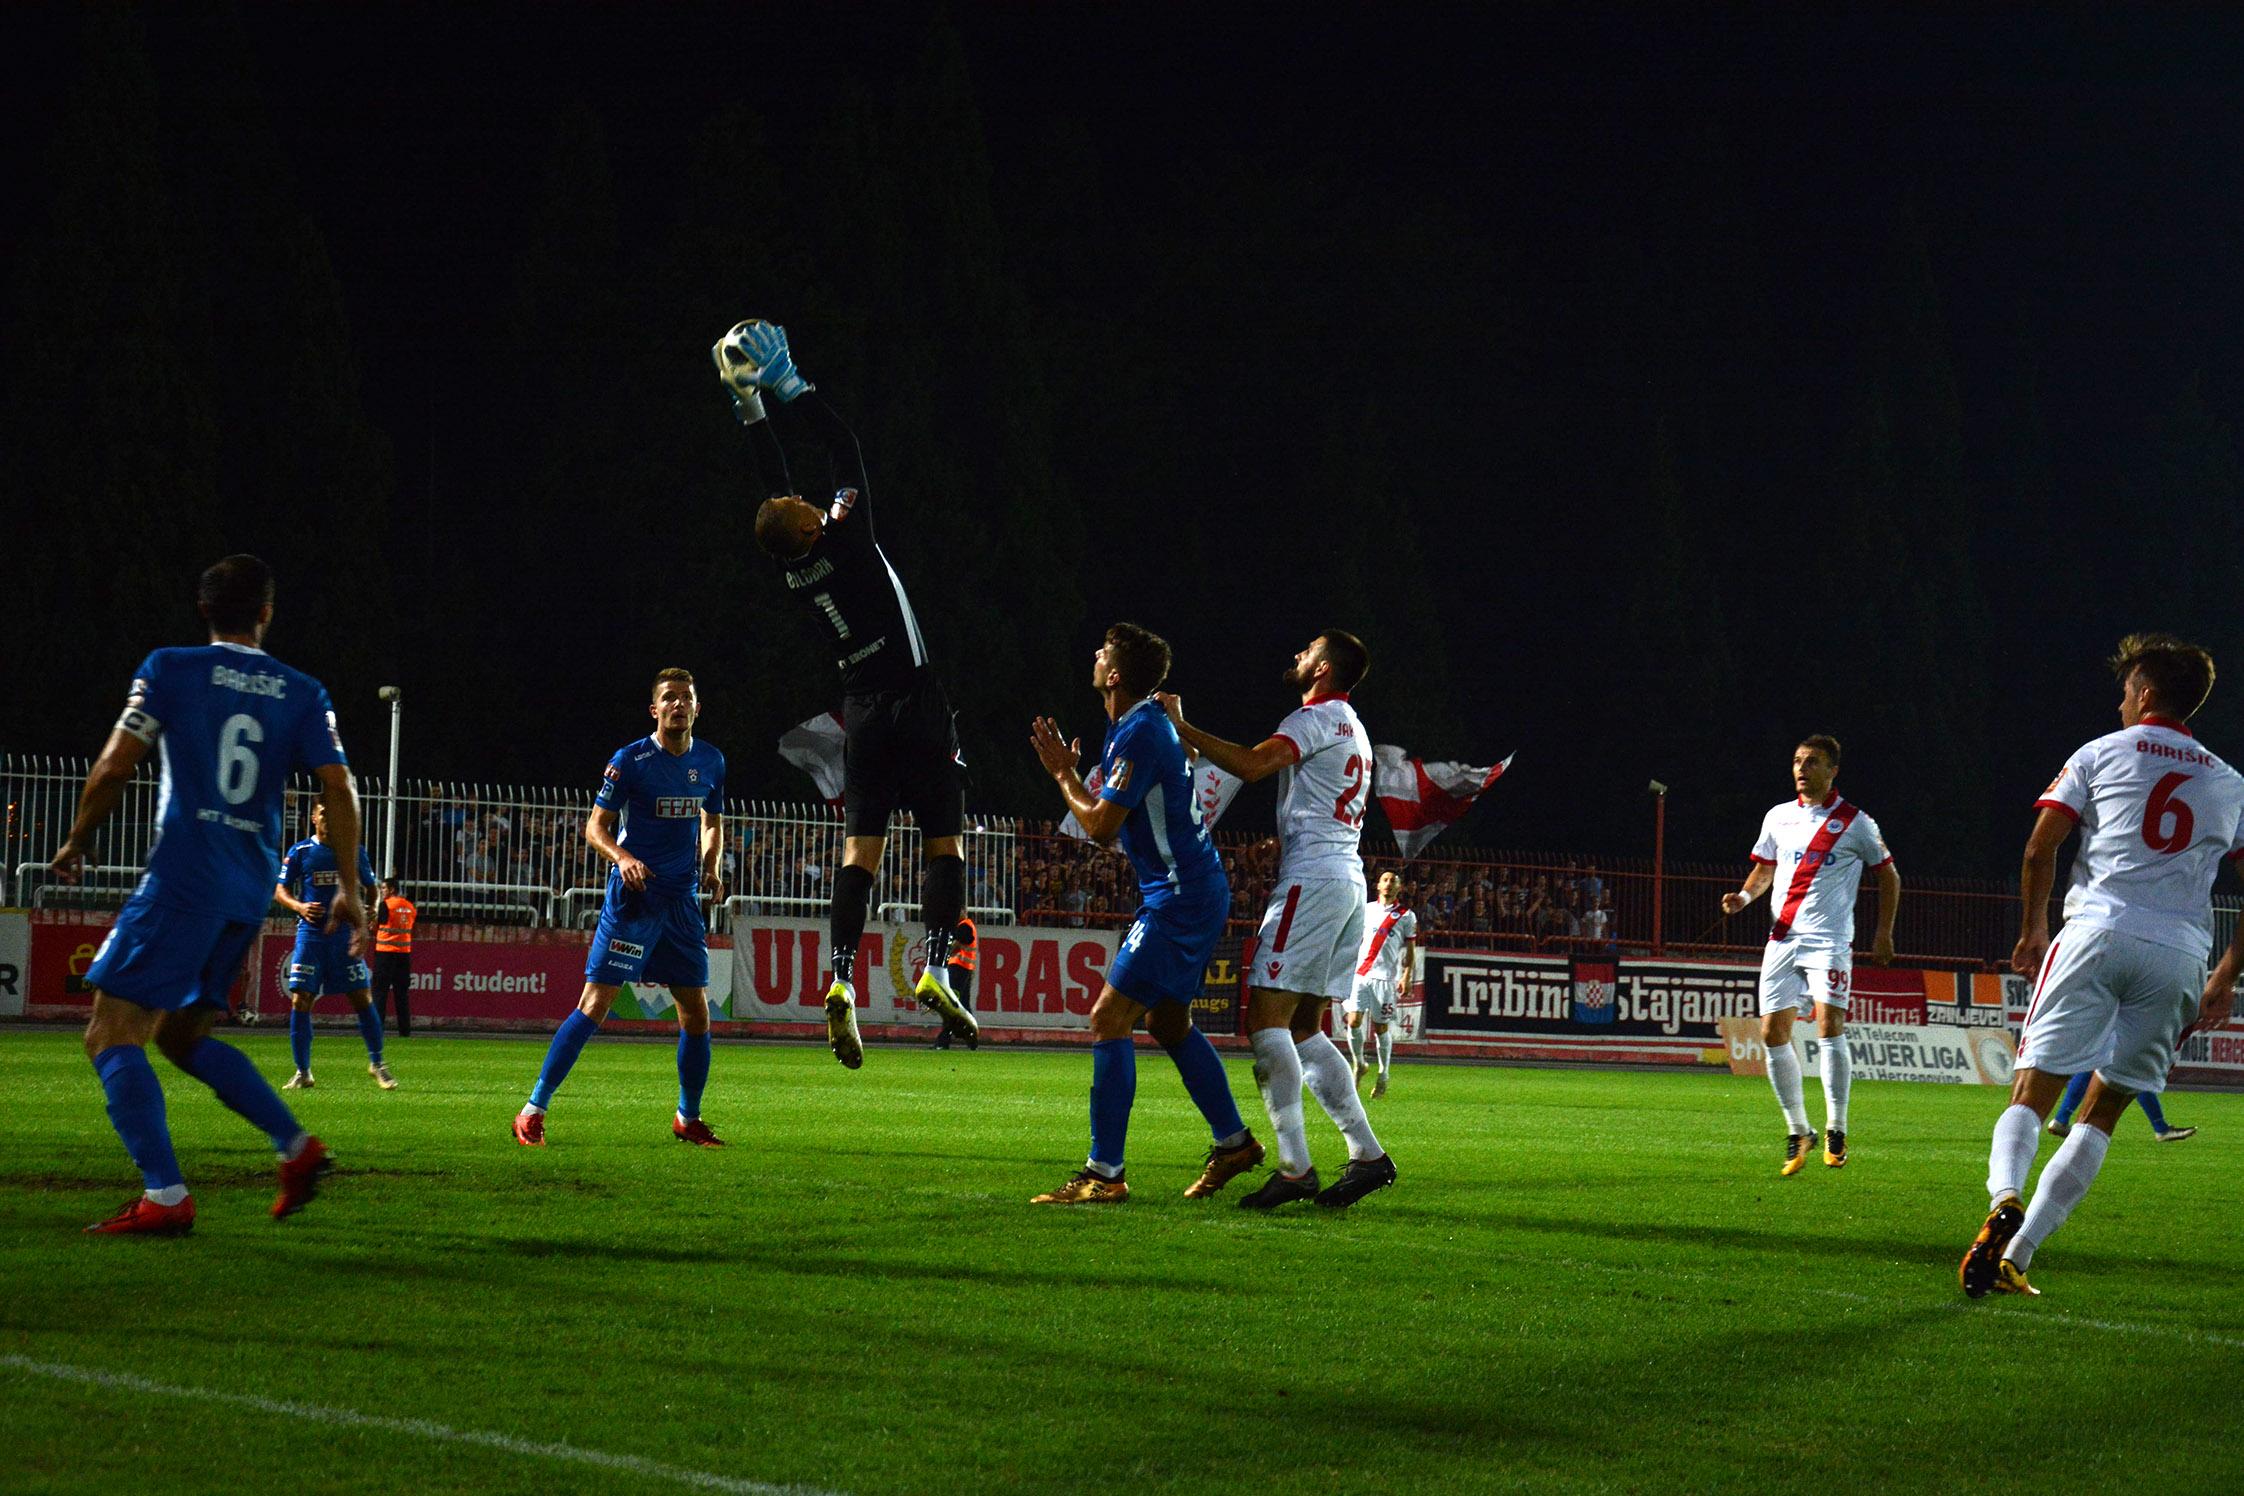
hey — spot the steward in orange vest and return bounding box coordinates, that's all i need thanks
[372,880,418,1037]
[931,918,978,1051]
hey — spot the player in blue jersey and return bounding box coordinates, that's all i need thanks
[48,555,356,1234]
[515,669,729,1147]
[275,802,393,1091]
[1025,623,1263,1203]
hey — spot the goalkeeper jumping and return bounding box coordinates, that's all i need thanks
[714,320,978,1068]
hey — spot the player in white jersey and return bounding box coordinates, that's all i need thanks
[1961,635,2244,1298]
[1160,631,1396,1209]
[1720,735,1899,1176]
[1345,870,1417,1098]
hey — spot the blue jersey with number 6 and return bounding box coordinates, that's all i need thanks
[113,643,349,922]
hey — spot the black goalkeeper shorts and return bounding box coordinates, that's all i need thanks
[842,673,966,841]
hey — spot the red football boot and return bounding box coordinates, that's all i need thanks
[514,1110,546,1146]
[672,1115,726,1147]
[271,1136,332,1219]
[84,1194,196,1236]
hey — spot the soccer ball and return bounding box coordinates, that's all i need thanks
[240,1007,261,1026]
[711,319,773,392]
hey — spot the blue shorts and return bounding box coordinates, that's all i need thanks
[287,927,372,997]
[84,895,261,1014]
[1107,890,1227,1008]
[586,875,709,988]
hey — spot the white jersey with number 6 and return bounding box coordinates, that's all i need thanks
[1271,694,1372,883]
[2035,716,2244,959]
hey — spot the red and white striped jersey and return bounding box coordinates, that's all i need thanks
[1750,795,1892,956]
[1356,900,1418,983]
[2036,716,2244,958]
[1272,694,1372,883]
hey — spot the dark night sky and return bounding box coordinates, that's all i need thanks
[9,4,2244,876]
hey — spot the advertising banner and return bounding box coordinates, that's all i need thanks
[0,910,27,1017]
[731,918,1120,1031]
[249,930,734,1025]
[1718,1017,2017,1085]
[1424,951,1759,1062]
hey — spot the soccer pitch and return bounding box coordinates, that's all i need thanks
[2,1033,2236,1495]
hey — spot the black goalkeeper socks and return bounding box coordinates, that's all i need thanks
[922,854,966,968]
[831,863,875,982]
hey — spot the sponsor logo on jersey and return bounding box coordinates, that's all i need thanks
[786,557,835,588]
[212,664,289,698]
[1108,759,1134,794]
[608,939,646,959]
[655,796,702,818]
[126,678,150,707]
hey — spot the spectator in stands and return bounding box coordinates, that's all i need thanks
[1583,891,1614,951]
[1580,862,1604,905]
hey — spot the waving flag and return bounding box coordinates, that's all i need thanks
[778,712,847,810]
[1060,766,1110,843]
[1062,758,1242,843]
[1372,744,1513,859]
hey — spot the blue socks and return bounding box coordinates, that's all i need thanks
[677,1030,711,1120]
[93,1045,183,1192]
[182,1036,302,1153]
[1088,1036,1136,1173]
[288,1007,313,1073]
[2137,1089,2170,1132]
[1160,1024,1246,1142]
[529,1010,601,1109]
[2054,1070,2091,1126]
[357,1003,385,1064]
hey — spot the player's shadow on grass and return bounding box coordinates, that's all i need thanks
[1478,1208,2202,1278]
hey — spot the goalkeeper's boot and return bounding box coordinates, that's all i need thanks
[513,1110,546,1147]
[1960,1197,2024,1298]
[84,1194,196,1236]
[1781,1129,1818,1177]
[369,1061,398,1090]
[1031,1168,1128,1205]
[283,1070,315,1090]
[1315,1154,1398,1209]
[1991,1259,2040,1296]
[1184,1133,1265,1198]
[271,1137,332,1220]
[1823,1129,1848,1168]
[914,970,979,1046]
[825,981,863,1070]
[672,1115,726,1148]
[1238,1168,1321,1211]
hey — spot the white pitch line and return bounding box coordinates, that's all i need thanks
[0,1355,842,1496]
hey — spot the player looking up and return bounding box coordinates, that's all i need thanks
[1961,634,2243,1298]
[1025,623,1263,1204]
[714,319,977,1068]
[1721,735,1899,1175]
[1346,870,1417,1099]
[514,670,729,1148]
[1161,631,1398,1210]
[49,554,352,1232]
[276,801,392,1091]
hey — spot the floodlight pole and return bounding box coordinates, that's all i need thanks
[380,687,403,880]
[1649,780,1669,957]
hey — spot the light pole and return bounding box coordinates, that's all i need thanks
[1648,780,1669,957]
[378,687,403,880]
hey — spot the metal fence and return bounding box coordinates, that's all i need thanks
[8,750,2234,967]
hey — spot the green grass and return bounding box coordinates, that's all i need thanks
[1,1030,2238,1496]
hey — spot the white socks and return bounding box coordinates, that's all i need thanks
[1250,1028,1312,1176]
[147,1184,189,1207]
[1987,1103,2041,1205]
[1296,1031,1383,1163]
[1766,1041,1811,1134]
[2012,1122,2111,1270]
[1820,1032,1852,1131]
[1375,1027,1393,1076]
[1343,1021,1365,1070]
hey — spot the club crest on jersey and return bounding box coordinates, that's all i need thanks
[1825,818,1846,835]
[687,768,699,783]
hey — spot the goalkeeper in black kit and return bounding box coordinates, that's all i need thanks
[714,320,978,1069]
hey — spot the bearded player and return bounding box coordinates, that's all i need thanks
[1161,631,1396,1209]
[1961,634,2243,1298]
[1721,735,1899,1175]
[1025,624,1263,1203]
[714,319,977,1067]
[1346,870,1417,1098]
[515,669,728,1148]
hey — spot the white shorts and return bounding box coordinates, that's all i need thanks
[1757,940,1853,1018]
[1254,876,1366,1002]
[2016,925,2203,1095]
[1344,977,1400,1025]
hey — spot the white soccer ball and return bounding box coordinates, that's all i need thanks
[712,319,773,392]
[240,1008,261,1026]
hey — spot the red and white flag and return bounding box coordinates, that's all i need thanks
[1372,744,1513,860]
[1059,766,1108,842]
[778,712,847,810]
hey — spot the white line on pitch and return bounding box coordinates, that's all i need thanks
[0,1355,843,1496]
